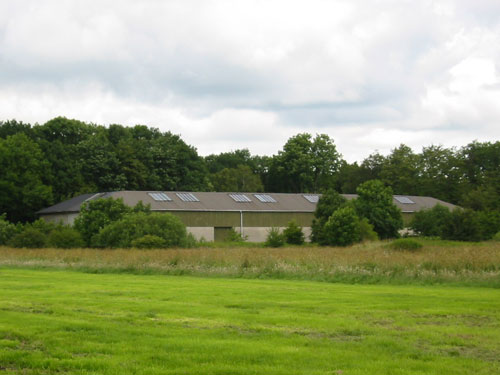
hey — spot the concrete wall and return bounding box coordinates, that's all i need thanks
[40,213,79,226]
[236,226,312,242]
[186,227,214,242]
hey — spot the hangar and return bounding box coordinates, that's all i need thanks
[37,191,457,242]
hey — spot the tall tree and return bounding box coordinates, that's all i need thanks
[268,133,342,193]
[0,133,53,222]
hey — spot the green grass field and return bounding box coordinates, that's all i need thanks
[1,268,499,374]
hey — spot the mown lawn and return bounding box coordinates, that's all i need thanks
[0,269,499,374]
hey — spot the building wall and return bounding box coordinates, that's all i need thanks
[41,213,79,225]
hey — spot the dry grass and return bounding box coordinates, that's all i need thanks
[1,240,500,287]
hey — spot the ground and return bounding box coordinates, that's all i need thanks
[1,268,499,374]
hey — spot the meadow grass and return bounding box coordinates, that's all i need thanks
[1,239,499,287]
[0,269,499,374]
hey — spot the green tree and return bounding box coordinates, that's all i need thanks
[74,197,131,246]
[268,133,342,193]
[354,180,403,239]
[311,189,347,244]
[0,133,53,222]
[379,144,419,195]
[283,220,305,245]
[410,205,452,237]
[93,212,187,248]
[323,206,362,246]
[211,165,263,192]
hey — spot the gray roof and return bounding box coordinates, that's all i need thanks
[37,191,458,215]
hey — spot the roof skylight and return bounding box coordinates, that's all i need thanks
[394,196,415,204]
[229,194,251,202]
[176,192,199,202]
[148,192,172,202]
[254,194,276,203]
[303,195,319,203]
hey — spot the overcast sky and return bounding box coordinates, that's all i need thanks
[1,0,499,161]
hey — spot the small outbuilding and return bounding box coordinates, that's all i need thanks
[37,191,457,242]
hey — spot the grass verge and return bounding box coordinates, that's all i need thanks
[1,239,499,287]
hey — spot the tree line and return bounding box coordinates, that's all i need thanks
[0,116,499,223]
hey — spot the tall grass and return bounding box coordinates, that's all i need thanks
[1,240,499,287]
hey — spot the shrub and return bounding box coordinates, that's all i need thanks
[74,197,131,246]
[283,220,305,245]
[0,214,19,245]
[442,209,485,242]
[410,205,452,237]
[225,228,247,242]
[354,180,403,239]
[388,238,423,251]
[359,218,378,242]
[265,227,285,247]
[131,235,167,249]
[311,189,347,244]
[9,228,47,248]
[47,227,85,248]
[323,206,361,246]
[92,212,187,248]
[493,232,500,242]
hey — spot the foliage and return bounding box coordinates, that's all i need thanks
[211,165,263,192]
[9,228,47,248]
[283,220,305,245]
[354,180,403,239]
[47,227,85,248]
[74,197,131,246]
[410,204,453,237]
[131,235,168,249]
[441,209,485,242]
[0,214,19,245]
[225,228,247,243]
[0,133,53,222]
[264,227,285,247]
[93,212,187,248]
[311,189,347,244]
[268,133,342,193]
[388,238,423,251]
[322,206,362,246]
[359,218,378,242]
[493,232,500,242]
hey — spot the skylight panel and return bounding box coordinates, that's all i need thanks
[394,196,415,204]
[176,192,199,202]
[254,194,276,203]
[229,194,251,202]
[303,195,319,203]
[148,192,172,202]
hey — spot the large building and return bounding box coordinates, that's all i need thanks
[38,191,457,242]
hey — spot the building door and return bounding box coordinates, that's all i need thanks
[214,227,233,242]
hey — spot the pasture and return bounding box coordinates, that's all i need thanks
[1,268,499,374]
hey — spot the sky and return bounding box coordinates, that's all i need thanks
[1,0,500,162]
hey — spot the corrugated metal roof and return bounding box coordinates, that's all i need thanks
[37,191,458,215]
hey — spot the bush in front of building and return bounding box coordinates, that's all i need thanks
[442,209,499,242]
[283,220,305,245]
[9,228,47,248]
[265,227,285,247]
[354,180,403,239]
[92,212,187,248]
[311,189,348,245]
[74,198,151,247]
[323,206,361,246]
[410,204,452,237]
[359,218,378,242]
[47,226,85,248]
